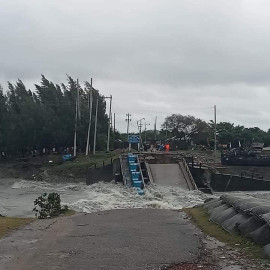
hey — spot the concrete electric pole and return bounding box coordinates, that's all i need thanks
[105,95,112,152]
[126,113,131,141]
[144,123,150,143]
[85,78,93,156]
[214,105,217,153]
[93,95,99,155]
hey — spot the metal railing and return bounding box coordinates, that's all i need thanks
[181,158,198,190]
[90,157,117,169]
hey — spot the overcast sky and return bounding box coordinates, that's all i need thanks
[1,0,270,133]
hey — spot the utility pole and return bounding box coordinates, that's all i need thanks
[165,124,168,141]
[93,95,99,155]
[144,123,150,143]
[113,113,116,133]
[137,118,145,151]
[137,118,145,137]
[154,116,157,141]
[73,79,79,157]
[86,78,93,156]
[126,113,131,141]
[214,105,217,153]
[105,95,112,152]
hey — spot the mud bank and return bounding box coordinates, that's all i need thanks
[0,159,86,183]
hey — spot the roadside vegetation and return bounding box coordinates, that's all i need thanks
[33,192,69,219]
[0,76,124,158]
[0,216,34,238]
[47,151,119,170]
[41,151,120,180]
[0,192,75,239]
[183,207,267,260]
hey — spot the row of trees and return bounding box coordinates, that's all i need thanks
[0,75,114,156]
[160,114,270,148]
[1,78,269,156]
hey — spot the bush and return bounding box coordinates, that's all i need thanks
[33,193,68,219]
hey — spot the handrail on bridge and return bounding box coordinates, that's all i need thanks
[181,158,198,190]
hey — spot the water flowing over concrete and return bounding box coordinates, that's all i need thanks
[0,178,210,217]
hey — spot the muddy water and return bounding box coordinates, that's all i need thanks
[0,178,213,217]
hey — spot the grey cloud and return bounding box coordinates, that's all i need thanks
[1,0,270,131]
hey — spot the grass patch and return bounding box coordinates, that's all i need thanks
[43,151,120,178]
[0,217,34,238]
[183,207,266,260]
[49,152,118,170]
[0,210,75,238]
[63,209,76,216]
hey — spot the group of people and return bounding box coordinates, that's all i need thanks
[158,144,170,152]
[145,143,170,152]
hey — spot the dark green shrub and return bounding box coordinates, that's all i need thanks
[33,193,68,219]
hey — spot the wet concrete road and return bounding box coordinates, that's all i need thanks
[0,209,200,270]
[149,164,189,190]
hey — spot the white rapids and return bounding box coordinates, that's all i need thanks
[0,178,212,217]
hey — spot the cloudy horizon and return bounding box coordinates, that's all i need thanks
[1,0,270,132]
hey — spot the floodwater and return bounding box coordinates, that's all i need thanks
[2,178,269,218]
[0,178,212,217]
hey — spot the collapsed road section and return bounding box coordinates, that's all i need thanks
[120,152,197,191]
[147,161,197,190]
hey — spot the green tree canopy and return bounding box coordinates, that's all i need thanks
[162,114,211,144]
[0,75,110,156]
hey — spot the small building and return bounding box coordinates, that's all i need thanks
[250,143,264,153]
[263,146,270,154]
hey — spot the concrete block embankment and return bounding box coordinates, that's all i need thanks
[203,194,270,258]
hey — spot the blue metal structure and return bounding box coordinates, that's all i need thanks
[62,154,73,161]
[127,153,145,195]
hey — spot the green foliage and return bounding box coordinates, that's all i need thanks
[33,193,68,219]
[162,114,211,144]
[210,121,270,147]
[0,75,109,156]
[163,115,270,147]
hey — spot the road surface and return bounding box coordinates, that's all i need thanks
[0,209,200,270]
[149,164,190,189]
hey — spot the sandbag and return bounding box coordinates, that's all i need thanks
[238,216,264,236]
[231,198,260,212]
[210,207,237,226]
[264,244,270,258]
[250,206,270,219]
[248,224,270,245]
[222,213,249,234]
[220,194,247,207]
[204,198,215,204]
[208,204,229,216]
[203,198,219,208]
[261,212,270,226]
[203,199,224,211]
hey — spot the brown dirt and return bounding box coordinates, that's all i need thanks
[0,155,86,182]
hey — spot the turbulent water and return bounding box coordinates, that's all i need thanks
[0,178,212,217]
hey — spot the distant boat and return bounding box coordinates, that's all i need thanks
[221,143,270,166]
